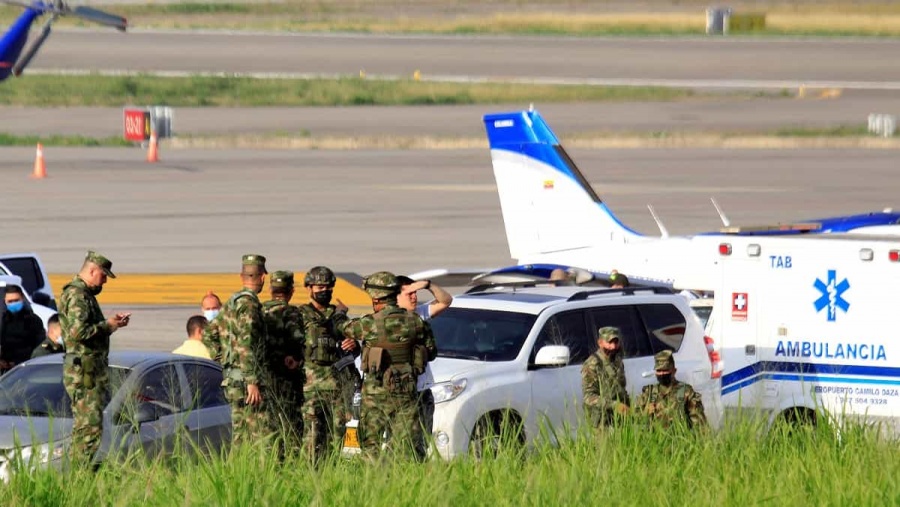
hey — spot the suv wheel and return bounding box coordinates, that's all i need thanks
[469,412,525,459]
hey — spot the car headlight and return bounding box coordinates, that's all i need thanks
[15,441,65,466]
[431,378,467,404]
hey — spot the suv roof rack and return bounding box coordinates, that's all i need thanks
[567,286,674,301]
[465,280,578,295]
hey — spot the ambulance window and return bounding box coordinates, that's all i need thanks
[586,306,652,359]
[532,310,591,364]
[637,304,687,353]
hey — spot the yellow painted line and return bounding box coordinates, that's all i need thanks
[48,273,372,307]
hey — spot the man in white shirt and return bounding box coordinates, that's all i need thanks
[173,315,211,359]
[396,276,453,455]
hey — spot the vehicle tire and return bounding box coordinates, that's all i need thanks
[469,412,524,459]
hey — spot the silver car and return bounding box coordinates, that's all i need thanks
[0,352,231,479]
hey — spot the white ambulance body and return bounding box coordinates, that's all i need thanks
[704,234,900,432]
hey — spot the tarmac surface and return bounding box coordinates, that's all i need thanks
[29,30,900,89]
[1,144,883,352]
[4,145,899,275]
[6,29,900,352]
[5,94,900,138]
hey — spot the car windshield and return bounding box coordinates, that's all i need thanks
[0,363,131,418]
[430,307,537,362]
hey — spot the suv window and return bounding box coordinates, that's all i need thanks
[638,304,687,353]
[182,363,226,409]
[431,307,537,362]
[0,257,44,296]
[586,306,653,359]
[532,310,592,364]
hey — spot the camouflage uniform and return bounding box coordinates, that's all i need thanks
[297,301,356,459]
[343,272,437,459]
[261,271,306,451]
[59,252,117,464]
[31,338,65,359]
[202,254,274,446]
[634,350,707,430]
[581,327,629,427]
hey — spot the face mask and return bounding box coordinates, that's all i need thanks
[204,309,220,321]
[311,290,333,306]
[656,373,675,387]
[5,301,23,314]
[88,284,103,296]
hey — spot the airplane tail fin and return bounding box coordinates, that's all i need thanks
[483,109,641,260]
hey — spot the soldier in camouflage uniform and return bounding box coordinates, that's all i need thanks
[202,254,275,447]
[634,350,707,431]
[297,266,359,461]
[59,251,130,465]
[343,271,437,460]
[261,270,306,452]
[581,326,630,428]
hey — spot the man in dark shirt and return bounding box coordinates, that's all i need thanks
[1,284,46,373]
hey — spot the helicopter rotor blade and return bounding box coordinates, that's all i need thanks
[71,5,127,31]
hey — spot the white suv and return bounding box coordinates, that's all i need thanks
[425,283,724,459]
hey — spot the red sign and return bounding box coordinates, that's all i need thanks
[732,292,748,321]
[123,109,151,141]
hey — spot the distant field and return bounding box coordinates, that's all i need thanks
[0,74,715,107]
[3,1,900,36]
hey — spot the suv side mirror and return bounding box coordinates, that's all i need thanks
[533,345,570,368]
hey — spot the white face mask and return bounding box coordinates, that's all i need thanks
[203,309,220,321]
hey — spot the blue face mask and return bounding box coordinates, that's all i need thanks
[203,309,220,321]
[6,301,24,314]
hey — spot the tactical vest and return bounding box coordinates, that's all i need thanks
[302,304,344,366]
[361,307,419,397]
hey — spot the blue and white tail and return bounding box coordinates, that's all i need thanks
[483,109,642,260]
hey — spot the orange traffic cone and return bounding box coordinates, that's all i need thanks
[147,133,159,163]
[31,143,47,179]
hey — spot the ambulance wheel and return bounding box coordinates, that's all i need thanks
[772,407,817,436]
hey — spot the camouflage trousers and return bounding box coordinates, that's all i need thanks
[65,383,105,465]
[225,386,278,450]
[360,393,422,460]
[267,380,305,454]
[301,387,347,461]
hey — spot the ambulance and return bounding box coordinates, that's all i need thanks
[703,233,900,433]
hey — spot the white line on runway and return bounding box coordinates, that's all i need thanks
[25,68,900,91]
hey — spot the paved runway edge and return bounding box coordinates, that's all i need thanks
[48,273,373,307]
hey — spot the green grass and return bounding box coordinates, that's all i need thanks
[0,75,706,107]
[2,417,899,506]
[0,133,131,147]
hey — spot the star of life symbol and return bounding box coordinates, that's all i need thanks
[813,269,850,322]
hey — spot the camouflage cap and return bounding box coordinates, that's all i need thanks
[241,254,267,274]
[362,271,400,299]
[270,270,294,290]
[597,326,621,342]
[85,251,116,278]
[654,350,676,371]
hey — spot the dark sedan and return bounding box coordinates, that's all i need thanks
[0,351,231,479]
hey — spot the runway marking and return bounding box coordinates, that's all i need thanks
[24,68,900,91]
[48,273,372,306]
